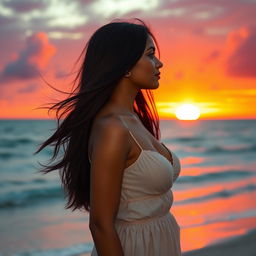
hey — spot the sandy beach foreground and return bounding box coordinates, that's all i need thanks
[182,228,256,256]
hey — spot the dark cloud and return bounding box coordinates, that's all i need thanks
[17,83,39,93]
[3,0,47,13]
[0,14,17,26]
[0,32,56,82]
[2,61,39,80]
[55,69,71,79]
[226,27,256,78]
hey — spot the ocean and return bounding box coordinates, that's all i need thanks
[0,119,255,255]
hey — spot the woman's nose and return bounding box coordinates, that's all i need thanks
[156,58,163,69]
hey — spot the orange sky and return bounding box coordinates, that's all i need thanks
[0,0,255,119]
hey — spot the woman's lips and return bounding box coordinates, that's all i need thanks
[154,72,161,79]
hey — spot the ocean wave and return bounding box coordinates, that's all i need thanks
[172,136,205,142]
[0,151,28,159]
[176,183,256,205]
[0,178,47,187]
[14,242,93,256]
[0,137,36,148]
[0,185,64,209]
[204,144,256,154]
[177,170,254,183]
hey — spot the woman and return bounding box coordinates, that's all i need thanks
[35,18,181,256]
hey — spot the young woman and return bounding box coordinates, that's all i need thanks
[35,18,181,256]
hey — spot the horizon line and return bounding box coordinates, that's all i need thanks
[0,117,255,121]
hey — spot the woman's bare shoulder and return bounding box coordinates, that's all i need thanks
[91,113,127,135]
[88,113,130,158]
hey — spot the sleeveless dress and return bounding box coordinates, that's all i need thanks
[91,117,182,256]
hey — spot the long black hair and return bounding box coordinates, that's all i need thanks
[34,18,161,212]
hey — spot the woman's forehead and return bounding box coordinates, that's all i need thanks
[144,36,154,50]
[146,36,154,47]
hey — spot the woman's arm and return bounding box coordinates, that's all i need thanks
[89,117,130,256]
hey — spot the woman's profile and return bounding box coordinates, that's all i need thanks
[35,18,182,256]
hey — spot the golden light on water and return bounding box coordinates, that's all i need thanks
[175,103,201,120]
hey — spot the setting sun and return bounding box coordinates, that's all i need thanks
[175,104,201,120]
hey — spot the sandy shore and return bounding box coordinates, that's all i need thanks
[182,228,256,256]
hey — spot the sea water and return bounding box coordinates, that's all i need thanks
[0,119,255,255]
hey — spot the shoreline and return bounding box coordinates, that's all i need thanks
[182,228,256,256]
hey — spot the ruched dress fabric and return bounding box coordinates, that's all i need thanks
[91,118,182,256]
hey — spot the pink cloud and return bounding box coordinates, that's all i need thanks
[3,0,47,13]
[226,26,256,78]
[1,32,56,81]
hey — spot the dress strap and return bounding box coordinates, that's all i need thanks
[119,116,143,150]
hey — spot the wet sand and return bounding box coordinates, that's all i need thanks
[182,228,256,256]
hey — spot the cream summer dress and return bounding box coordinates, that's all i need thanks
[91,117,182,256]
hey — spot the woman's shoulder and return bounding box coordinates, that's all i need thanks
[92,113,127,132]
[89,113,130,151]
[92,110,138,131]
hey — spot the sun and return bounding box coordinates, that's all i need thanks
[175,103,201,120]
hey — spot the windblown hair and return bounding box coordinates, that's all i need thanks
[35,18,161,212]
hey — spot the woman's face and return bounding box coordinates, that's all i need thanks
[129,35,163,89]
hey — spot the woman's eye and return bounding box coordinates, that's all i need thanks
[148,53,155,58]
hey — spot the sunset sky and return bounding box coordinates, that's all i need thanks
[0,0,255,119]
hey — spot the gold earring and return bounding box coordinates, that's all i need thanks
[125,71,131,77]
